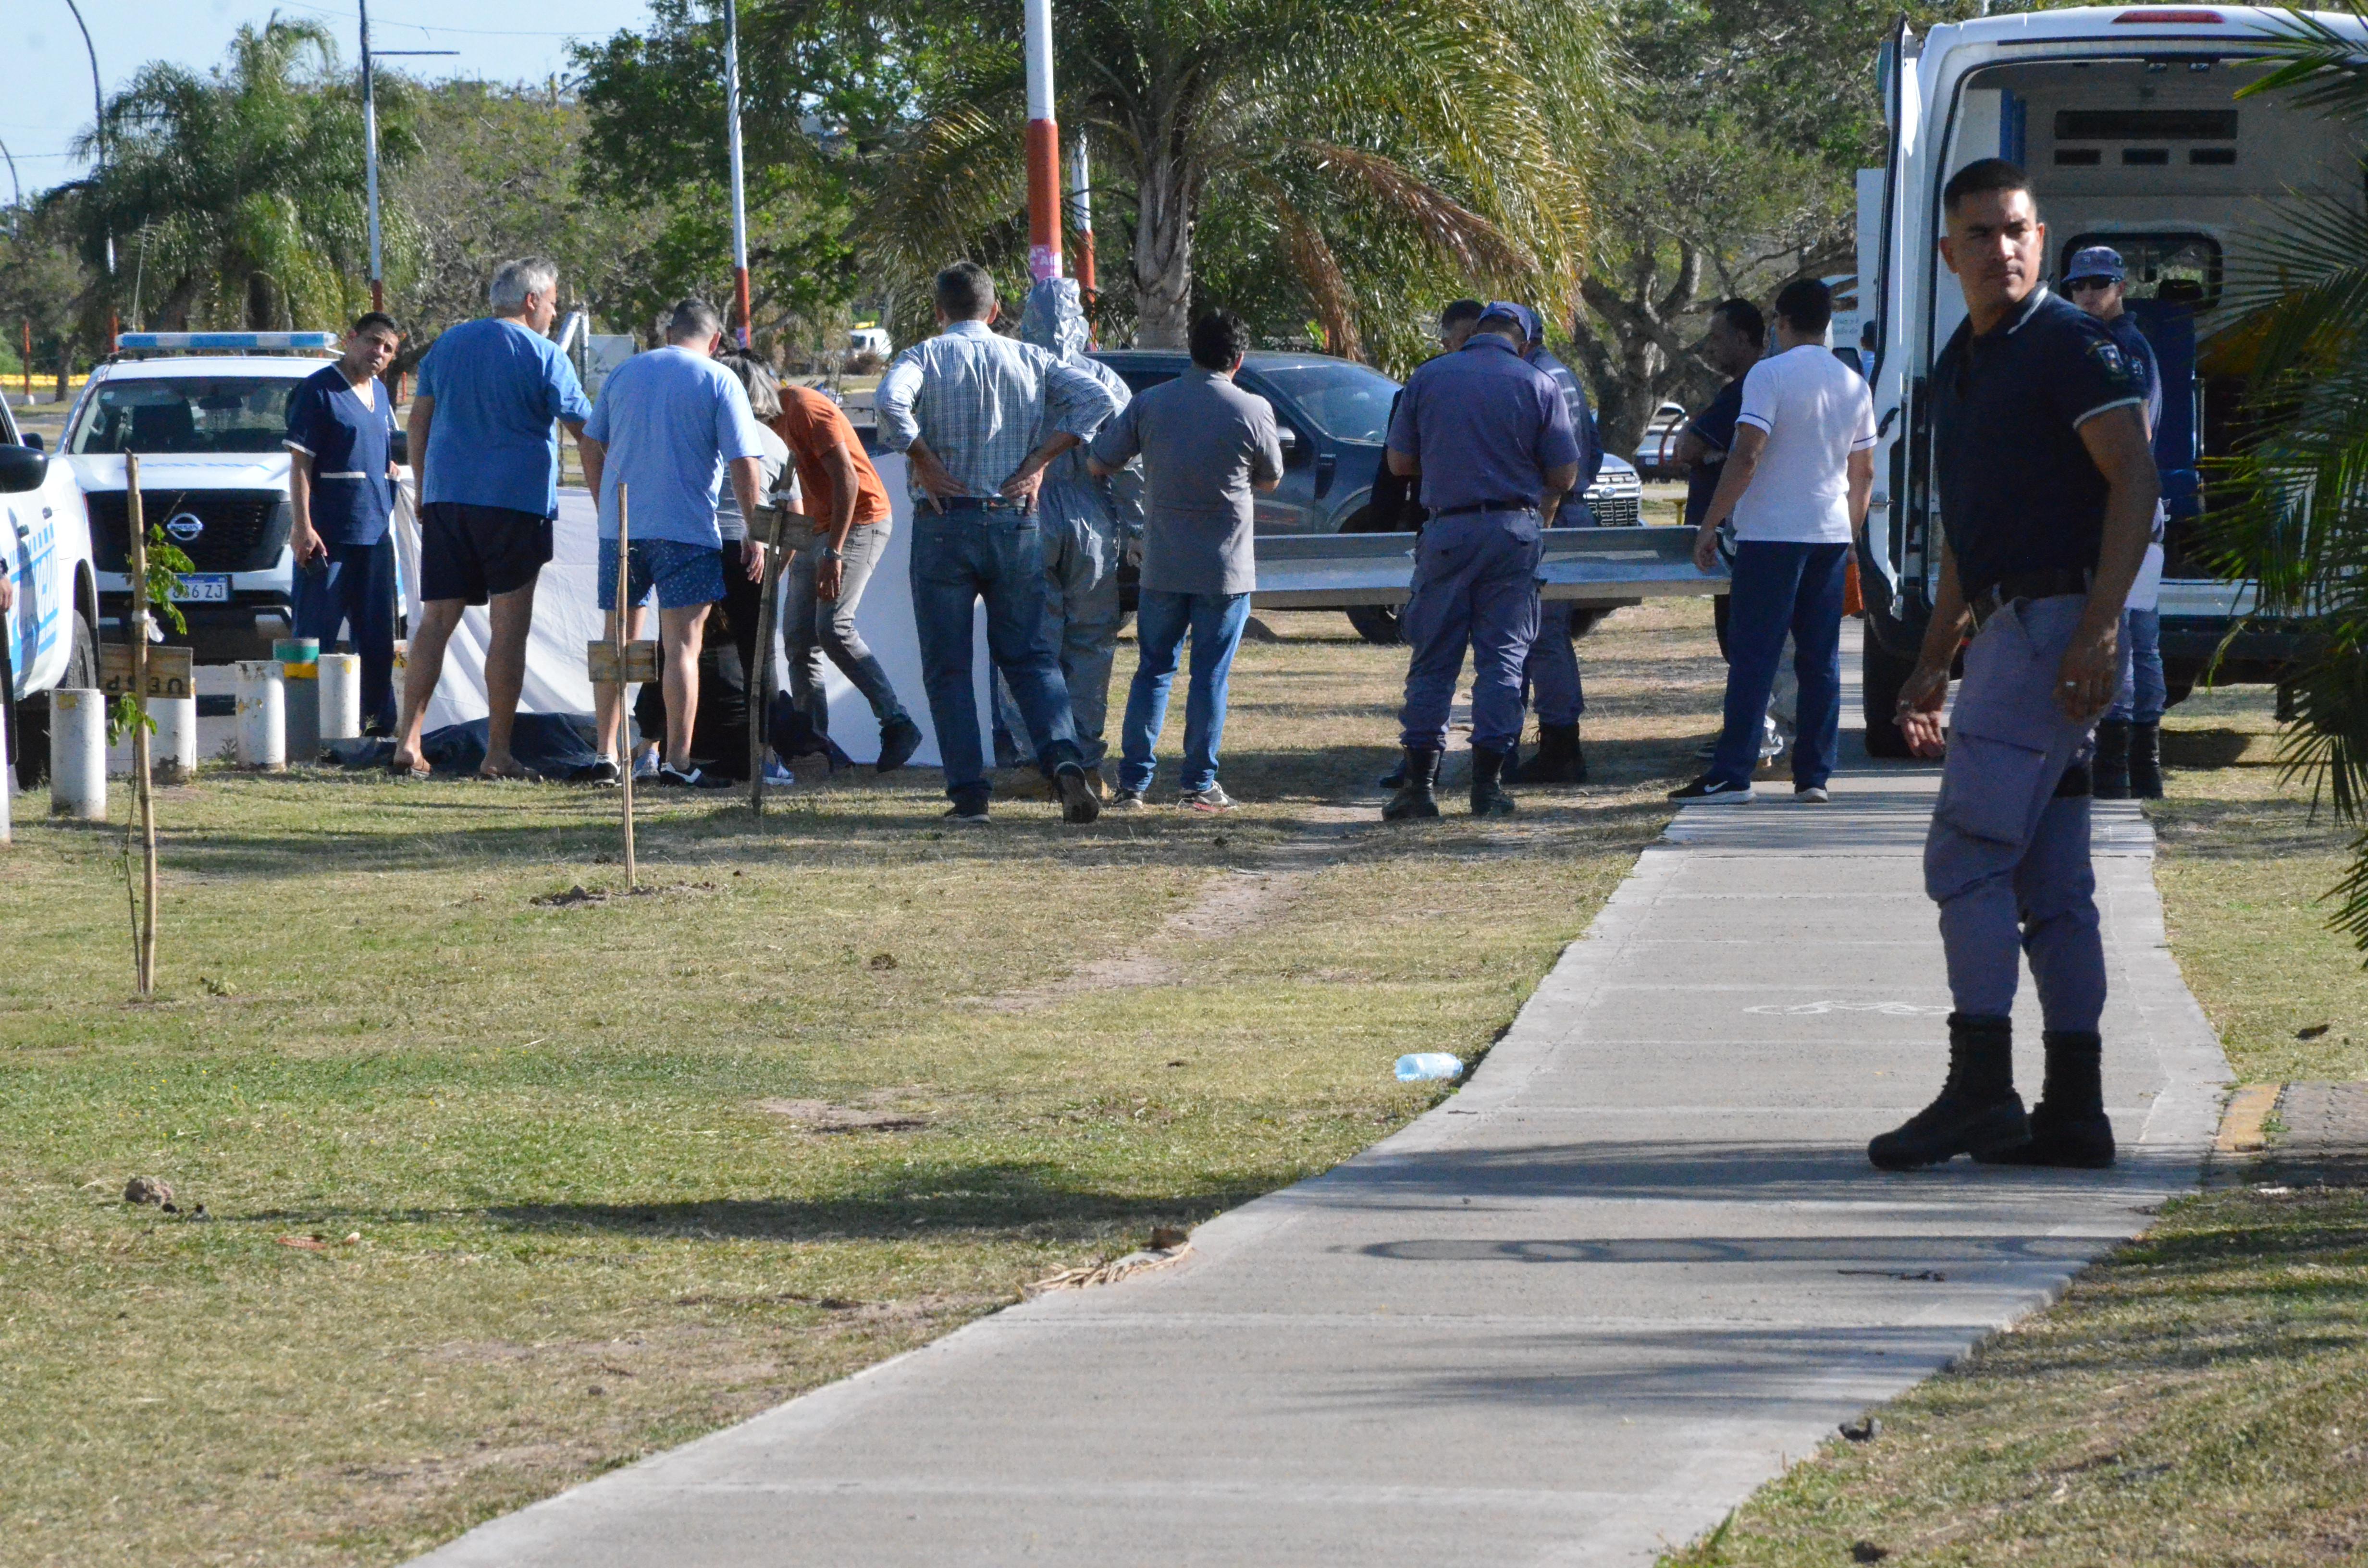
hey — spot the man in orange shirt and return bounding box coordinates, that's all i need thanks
[773,384,923,770]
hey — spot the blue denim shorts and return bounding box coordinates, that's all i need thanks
[597,537,726,611]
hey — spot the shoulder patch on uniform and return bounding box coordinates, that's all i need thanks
[2084,337,2137,387]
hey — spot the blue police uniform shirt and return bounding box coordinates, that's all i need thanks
[582,345,767,549]
[1525,343,1602,523]
[283,365,397,547]
[1930,287,2146,601]
[1385,335,1580,513]
[1682,378,1745,531]
[413,317,594,519]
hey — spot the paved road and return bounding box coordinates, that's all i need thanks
[414,630,2229,1567]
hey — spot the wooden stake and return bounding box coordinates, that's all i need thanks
[747,504,787,816]
[615,483,636,889]
[125,453,157,996]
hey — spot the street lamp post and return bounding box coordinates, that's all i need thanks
[62,0,114,352]
[1067,141,1095,297]
[359,1,456,316]
[725,0,752,348]
[1023,0,1061,282]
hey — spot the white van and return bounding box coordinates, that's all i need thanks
[1,394,98,787]
[1858,5,2368,753]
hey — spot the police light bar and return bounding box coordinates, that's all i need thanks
[117,331,339,352]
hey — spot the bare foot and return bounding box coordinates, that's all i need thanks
[476,755,537,782]
[389,750,431,779]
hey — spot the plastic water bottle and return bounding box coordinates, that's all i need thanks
[1395,1053,1465,1082]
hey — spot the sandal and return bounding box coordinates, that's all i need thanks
[475,760,540,782]
[388,751,431,780]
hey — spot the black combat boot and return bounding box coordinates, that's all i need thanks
[2092,719,2132,800]
[1868,1013,2030,1170]
[1976,1031,2115,1168]
[1382,748,1443,821]
[2129,723,2163,799]
[1515,722,1588,784]
[1470,746,1517,817]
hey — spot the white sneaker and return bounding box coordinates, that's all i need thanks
[1794,785,1831,804]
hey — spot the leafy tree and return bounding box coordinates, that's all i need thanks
[2208,4,2368,947]
[70,20,412,332]
[0,201,94,399]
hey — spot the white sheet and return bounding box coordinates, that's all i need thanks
[393,453,989,769]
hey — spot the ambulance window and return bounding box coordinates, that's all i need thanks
[2059,233,2221,309]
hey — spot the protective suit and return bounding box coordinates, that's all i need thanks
[993,278,1139,771]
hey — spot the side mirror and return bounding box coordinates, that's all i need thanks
[388,429,409,466]
[22,432,43,451]
[1277,426,1300,455]
[0,444,49,494]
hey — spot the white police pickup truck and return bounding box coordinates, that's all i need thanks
[2,393,99,787]
[63,331,361,664]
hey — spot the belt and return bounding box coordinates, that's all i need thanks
[933,496,1024,513]
[1432,499,1537,518]
[1969,568,2091,630]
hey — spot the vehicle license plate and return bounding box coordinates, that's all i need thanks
[170,575,230,602]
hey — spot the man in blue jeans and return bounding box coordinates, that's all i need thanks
[1088,311,1284,811]
[1673,278,1876,805]
[875,261,1119,824]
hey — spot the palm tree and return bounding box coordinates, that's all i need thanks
[2212,5,2368,944]
[865,0,1613,353]
[68,20,412,332]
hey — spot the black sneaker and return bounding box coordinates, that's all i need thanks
[657,763,732,790]
[1668,776,1755,804]
[587,758,622,787]
[1055,762,1101,824]
[1110,787,1147,810]
[876,714,924,773]
[944,797,991,824]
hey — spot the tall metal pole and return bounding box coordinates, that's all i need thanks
[1067,140,1095,297]
[0,135,21,217]
[1023,0,1062,282]
[363,0,383,313]
[64,0,115,356]
[725,0,752,348]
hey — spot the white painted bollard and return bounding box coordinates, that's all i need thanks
[316,652,362,745]
[152,696,199,784]
[49,688,107,819]
[234,660,286,770]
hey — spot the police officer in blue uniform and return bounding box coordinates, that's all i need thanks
[1871,160,2160,1172]
[1381,302,1581,820]
[1500,303,1603,786]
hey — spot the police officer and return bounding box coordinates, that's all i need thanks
[1870,159,2159,1172]
[1380,301,1581,820]
[1502,302,1603,786]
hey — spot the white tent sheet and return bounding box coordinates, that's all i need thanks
[393,453,987,769]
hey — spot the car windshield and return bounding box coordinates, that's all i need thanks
[1255,364,1401,444]
[71,377,302,455]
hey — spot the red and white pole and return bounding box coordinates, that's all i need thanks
[1067,140,1095,298]
[725,0,753,346]
[1024,0,1061,282]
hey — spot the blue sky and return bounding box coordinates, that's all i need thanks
[0,0,663,203]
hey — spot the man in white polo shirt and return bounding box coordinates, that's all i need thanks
[1672,277,1876,804]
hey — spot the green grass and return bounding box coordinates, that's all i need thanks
[1660,680,2368,1567]
[1,602,1725,1567]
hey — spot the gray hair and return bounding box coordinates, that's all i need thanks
[489,257,559,314]
[717,353,782,420]
[663,297,724,344]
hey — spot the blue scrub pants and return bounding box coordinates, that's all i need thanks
[908,506,1081,802]
[1707,541,1846,790]
[1398,509,1543,754]
[1119,589,1251,796]
[1924,594,2105,1032]
[292,537,398,734]
[1522,599,1585,726]
[2108,607,2166,726]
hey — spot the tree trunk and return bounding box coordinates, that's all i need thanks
[1573,244,1710,456]
[1131,151,1197,349]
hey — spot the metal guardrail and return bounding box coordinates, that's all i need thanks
[1251,526,1726,609]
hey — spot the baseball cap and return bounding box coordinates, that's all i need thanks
[1477,300,1539,341]
[2064,246,2126,285]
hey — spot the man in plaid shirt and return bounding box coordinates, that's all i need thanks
[876,261,1121,824]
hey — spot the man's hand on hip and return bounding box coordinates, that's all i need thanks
[905,444,960,514]
[999,460,1047,512]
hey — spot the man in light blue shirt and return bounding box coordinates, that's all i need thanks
[578,298,768,790]
[396,257,596,780]
[875,261,1119,825]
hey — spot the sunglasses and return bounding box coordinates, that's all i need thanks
[2064,277,2119,295]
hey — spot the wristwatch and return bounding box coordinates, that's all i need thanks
[816,545,844,561]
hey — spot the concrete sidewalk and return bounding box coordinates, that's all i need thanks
[415,637,2230,1568]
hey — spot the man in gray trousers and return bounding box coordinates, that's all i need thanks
[1871,158,2159,1173]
